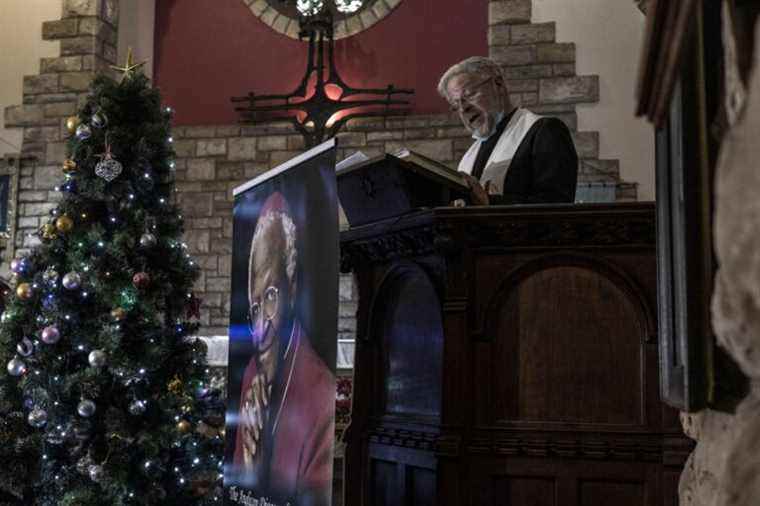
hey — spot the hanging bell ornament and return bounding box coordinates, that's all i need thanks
[41,223,57,240]
[176,419,192,434]
[27,407,48,428]
[7,357,27,376]
[41,325,61,345]
[75,123,92,141]
[66,116,80,133]
[62,271,81,290]
[139,233,157,248]
[77,399,96,418]
[91,110,108,129]
[132,272,151,289]
[95,138,123,182]
[62,159,78,174]
[16,337,34,357]
[15,283,33,300]
[88,349,107,368]
[55,215,74,233]
[111,307,126,321]
[128,399,147,416]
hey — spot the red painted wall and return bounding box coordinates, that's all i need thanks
[154,0,488,125]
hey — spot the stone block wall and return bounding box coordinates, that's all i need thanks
[488,0,637,201]
[170,115,469,336]
[2,0,637,339]
[3,0,120,269]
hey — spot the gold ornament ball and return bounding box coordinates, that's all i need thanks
[62,159,78,174]
[66,116,80,133]
[111,307,126,321]
[41,223,57,240]
[16,283,33,300]
[55,216,74,233]
[177,419,192,433]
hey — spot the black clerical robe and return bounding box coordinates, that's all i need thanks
[458,107,578,204]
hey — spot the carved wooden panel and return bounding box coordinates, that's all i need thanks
[341,204,691,506]
[372,263,443,418]
[579,479,646,506]
[492,264,645,425]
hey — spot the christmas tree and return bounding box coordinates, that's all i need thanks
[0,53,224,505]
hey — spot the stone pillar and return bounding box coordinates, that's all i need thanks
[678,16,760,506]
[2,0,119,258]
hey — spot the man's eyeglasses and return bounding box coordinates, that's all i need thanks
[248,286,279,338]
[448,76,494,113]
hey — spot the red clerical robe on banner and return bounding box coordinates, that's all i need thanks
[233,321,335,505]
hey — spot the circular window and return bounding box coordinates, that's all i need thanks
[245,0,402,40]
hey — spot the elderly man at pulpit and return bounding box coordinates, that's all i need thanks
[439,56,579,205]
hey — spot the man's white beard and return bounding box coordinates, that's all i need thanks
[472,110,506,141]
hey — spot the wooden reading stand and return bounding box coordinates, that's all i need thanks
[339,203,692,506]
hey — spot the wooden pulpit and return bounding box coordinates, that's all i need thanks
[339,203,692,506]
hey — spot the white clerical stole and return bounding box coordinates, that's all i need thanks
[458,108,542,195]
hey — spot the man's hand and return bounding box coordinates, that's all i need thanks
[462,174,491,205]
[240,373,270,469]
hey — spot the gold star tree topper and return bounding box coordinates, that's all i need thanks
[110,47,147,79]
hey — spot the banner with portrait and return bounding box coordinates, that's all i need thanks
[224,139,338,506]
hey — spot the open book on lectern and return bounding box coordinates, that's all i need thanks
[335,148,469,227]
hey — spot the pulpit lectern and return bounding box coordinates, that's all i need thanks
[339,203,692,506]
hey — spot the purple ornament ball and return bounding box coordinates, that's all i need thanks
[41,326,60,345]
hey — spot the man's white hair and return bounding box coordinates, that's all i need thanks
[437,56,505,102]
[249,210,298,288]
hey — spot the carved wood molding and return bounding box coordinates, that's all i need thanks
[341,209,656,270]
[466,431,676,463]
[364,426,693,465]
[464,217,656,249]
[367,426,439,452]
[340,224,443,272]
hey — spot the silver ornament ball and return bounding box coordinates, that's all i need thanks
[88,464,104,483]
[88,350,107,368]
[128,399,147,415]
[91,111,108,129]
[27,407,48,428]
[7,357,26,376]
[75,123,91,141]
[139,233,157,248]
[41,326,60,345]
[77,399,96,417]
[62,271,81,290]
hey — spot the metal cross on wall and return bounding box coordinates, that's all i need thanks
[232,10,414,149]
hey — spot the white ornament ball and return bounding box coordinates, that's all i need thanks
[77,399,96,417]
[88,350,107,368]
[139,233,157,248]
[62,271,81,290]
[28,407,48,428]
